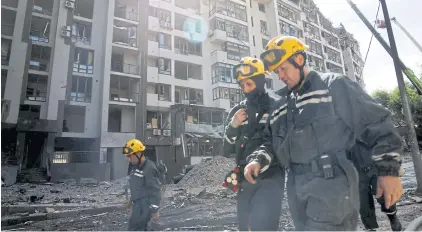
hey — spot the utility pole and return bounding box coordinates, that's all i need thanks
[379,0,422,193]
[390,17,422,54]
[345,0,422,94]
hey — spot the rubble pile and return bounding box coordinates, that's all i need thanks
[176,156,236,190]
[1,177,129,206]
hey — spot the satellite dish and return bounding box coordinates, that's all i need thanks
[182,16,209,44]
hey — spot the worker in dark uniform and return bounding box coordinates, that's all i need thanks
[244,36,404,231]
[123,139,162,231]
[348,141,403,231]
[223,57,285,231]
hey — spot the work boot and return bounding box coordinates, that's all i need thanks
[388,214,402,232]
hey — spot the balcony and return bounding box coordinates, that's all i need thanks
[108,105,136,133]
[1,24,14,37]
[32,0,54,16]
[1,39,11,65]
[210,50,229,64]
[146,93,172,108]
[148,40,159,56]
[208,29,227,44]
[109,75,140,103]
[111,62,139,76]
[113,22,137,49]
[114,0,139,23]
[2,8,16,37]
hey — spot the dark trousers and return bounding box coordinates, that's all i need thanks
[128,198,152,231]
[287,155,360,231]
[236,171,285,231]
[359,173,398,229]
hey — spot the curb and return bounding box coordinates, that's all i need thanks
[1,204,125,227]
[1,204,94,216]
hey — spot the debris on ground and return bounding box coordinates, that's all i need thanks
[176,156,236,190]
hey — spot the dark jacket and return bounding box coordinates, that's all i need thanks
[128,158,162,213]
[223,93,276,171]
[249,71,402,176]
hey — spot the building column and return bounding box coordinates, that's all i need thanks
[15,132,26,172]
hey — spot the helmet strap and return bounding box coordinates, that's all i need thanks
[288,52,307,92]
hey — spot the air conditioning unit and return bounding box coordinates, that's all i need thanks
[61,25,72,38]
[162,129,171,136]
[153,129,161,136]
[65,0,75,10]
[146,123,152,129]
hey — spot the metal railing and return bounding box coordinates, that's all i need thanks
[111,62,139,75]
[53,151,106,164]
[110,92,139,103]
[73,63,94,74]
[112,36,137,48]
[26,91,47,102]
[1,24,14,36]
[70,92,92,103]
[29,29,49,43]
[114,7,139,21]
[29,59,49,71]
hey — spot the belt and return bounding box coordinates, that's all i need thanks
[290,154,338,177]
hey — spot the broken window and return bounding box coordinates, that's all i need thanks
[209,0,247,22]
[26,74,47,102]
[71,76,92,103]
[301,5,318,25]
[158,9,172,29]
[175,61,202,80]
[109,75,140,103]
[305,38,322,55]
[64,105,86,133]
[147,111,171,129]
[19,104,41,120]
[224,42,249,61]
[326,62,343,74]
[174,36,202,56]
[1,39,11,66]
[108,106,135,133]
[32,0,53,16]
[29,16,50,43]
[114,0,139,21]
[213,87,244,107]
[258,3,265,12]
[175,86,203,105]
[303,21,320,40]
[74,0,94,19]
[225,20,248,41]
[147,83,171,101]
[157,58,171,75]
[262,38,268,49]
[277,3,300,23]
[307,54,325,72]
[113,23,137,47]
[279,20,302,38]
[211,62,236,84]
[324,46,342,64]
[260,20,269,35]
[73,48,94,74]
[72,21,92,45]
[175,0,200,11]
[29,45,51,71]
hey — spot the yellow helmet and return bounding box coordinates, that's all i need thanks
[260,36,309,72]
[123,139,146,156]
[232,57,267,82]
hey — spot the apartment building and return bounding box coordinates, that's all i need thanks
[1,0,363,182]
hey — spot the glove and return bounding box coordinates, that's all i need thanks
[125,200,132,209]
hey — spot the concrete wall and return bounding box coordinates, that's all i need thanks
[51,163,111,182]
[3,0,30,124]
[63,105,86,133]
[109,147,129,180]
[121,107,135,132]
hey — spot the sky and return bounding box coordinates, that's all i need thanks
[313,0,422,94]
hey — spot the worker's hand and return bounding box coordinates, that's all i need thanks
[231,108,247,128]
[376,176,403,209]
[244,161,260,184]
[151,212,159,222]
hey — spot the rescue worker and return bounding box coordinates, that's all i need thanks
[244,36,404,231]
[223,57,285,231]
[123,139,162,231]
[348,141,403,231]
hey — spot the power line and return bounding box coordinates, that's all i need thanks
[360,1,380,77]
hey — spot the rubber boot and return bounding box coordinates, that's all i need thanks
[388,213,402,232]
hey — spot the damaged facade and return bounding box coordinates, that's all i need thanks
[2,0,363,184]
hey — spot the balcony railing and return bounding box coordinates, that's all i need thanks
[73,63,93,74]
[1,24,14,36]
[112,36,137,48]
[26,91,47,102]
[70,92,91,103]
[114,7,139,21]
[110,92,139,103]
[111,62,140,75]
[29,29,49,43]
[32,5,52,16]
[29,59,49,71]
